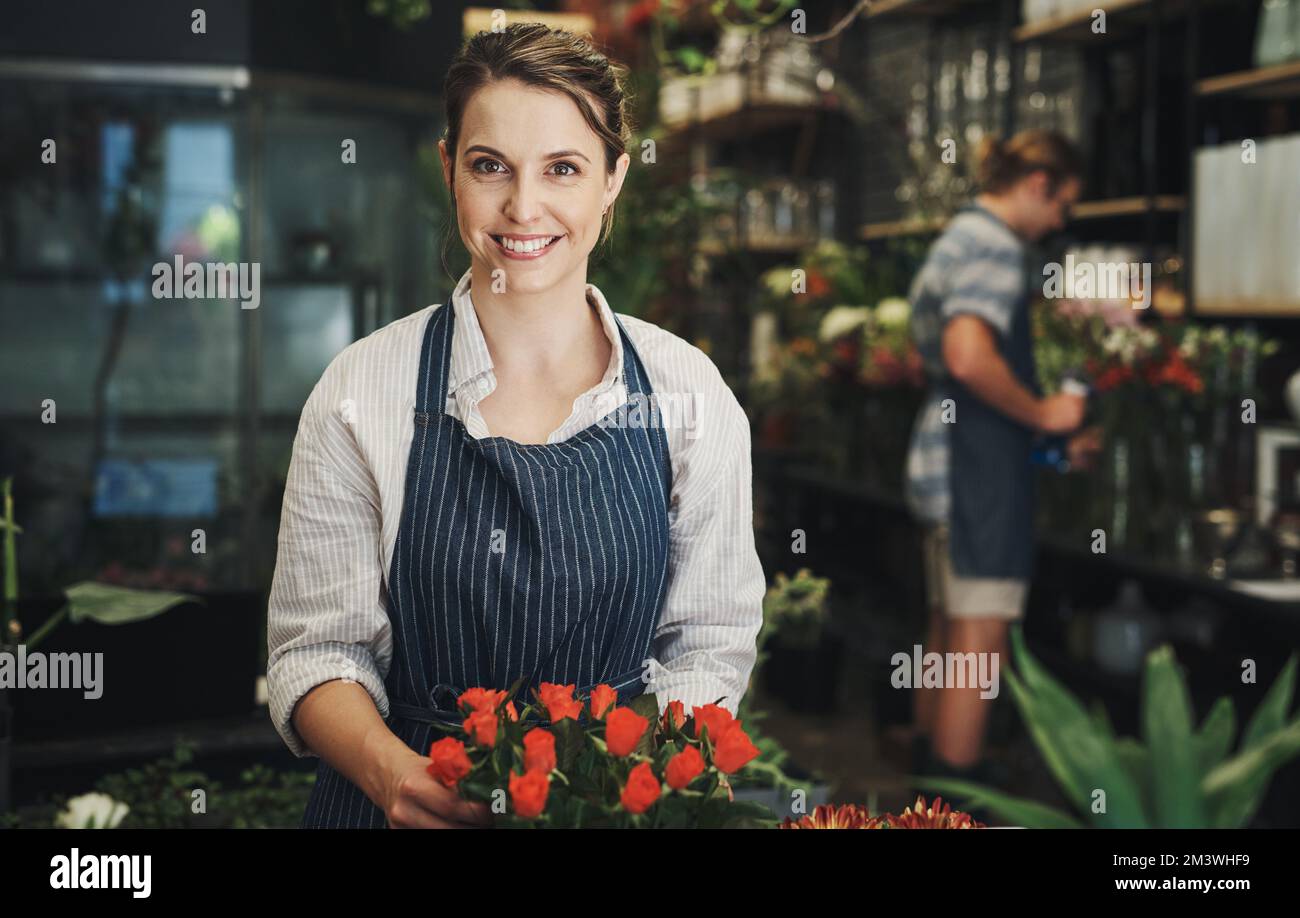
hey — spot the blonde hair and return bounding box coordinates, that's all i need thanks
[975,130,1084,195]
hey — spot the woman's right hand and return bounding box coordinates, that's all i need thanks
[1036,392,1087,434]
[379,748,494,829]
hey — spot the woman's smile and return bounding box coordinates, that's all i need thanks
[489,232,565,259]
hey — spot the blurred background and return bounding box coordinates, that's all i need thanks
[1,0,1299,828]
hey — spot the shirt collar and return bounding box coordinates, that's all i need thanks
[446,267,624,396]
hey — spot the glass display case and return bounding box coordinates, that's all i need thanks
[0,64,443,601]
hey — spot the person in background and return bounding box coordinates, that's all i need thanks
[903,130,1102,787]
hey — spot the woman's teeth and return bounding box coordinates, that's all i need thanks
[493,235,559,253]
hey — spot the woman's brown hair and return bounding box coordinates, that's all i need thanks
[441,22,635,266]
[974,129,1084,195]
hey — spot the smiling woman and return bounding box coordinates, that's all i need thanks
[264,21,766,829]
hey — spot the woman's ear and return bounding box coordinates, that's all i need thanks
[603,151,632,213]
[438,139,455,199]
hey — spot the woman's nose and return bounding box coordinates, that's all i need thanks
[504,174,543,225]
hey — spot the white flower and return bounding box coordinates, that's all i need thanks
[56,792,130,829]
[875,297,911,329]
[818,305,872,342]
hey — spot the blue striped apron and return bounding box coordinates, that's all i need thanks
[301,299,673,828]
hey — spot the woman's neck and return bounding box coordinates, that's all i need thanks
[467,263,608,381]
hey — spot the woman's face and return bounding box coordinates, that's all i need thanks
[440,78,630,295]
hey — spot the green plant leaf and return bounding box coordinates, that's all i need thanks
[552,718,585,774]
[1241,655,1297,751]
[1203,718,1300,828]
[1195,696,1236,777]
[1141,645,1206,827]
[628,692,659,757]
[1113,737,1151,806]
[913,777,1084,828]
[63,581,198,626]
[1003,635,1148,827]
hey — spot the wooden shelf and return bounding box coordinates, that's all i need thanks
[1013,0,1237,43]
[1013,0,1149,41]
[857,215,948,240]
[1197,59,1300,100]
[1071,195,1185,219]
[660,99,835,153]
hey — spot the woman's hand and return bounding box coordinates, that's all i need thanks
[1066,424,1104,472]
[379,748,494,829]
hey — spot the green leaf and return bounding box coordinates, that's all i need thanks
[1141,645,1206,827]
[913,777,1084,828]
[63,581,198,626]
[628,692,659,757]
[1002,660,1148,827]
[1204,717,1300,828]
[1113,737,1151,807]
[1241,656,1297,751]
[1195,696,1236,777]
[551,718,585,774]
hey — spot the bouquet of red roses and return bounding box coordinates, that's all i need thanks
[424,681,773,828]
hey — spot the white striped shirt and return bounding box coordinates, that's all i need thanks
[266,267,765,757]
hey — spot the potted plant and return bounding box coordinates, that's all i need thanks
[0,477,200,816]
[918,624,1300,828]
[758,569,839,713]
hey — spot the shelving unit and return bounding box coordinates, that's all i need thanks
[1012,0,1164,43]
[852,0,1296,315]
[1071,195,1186,219]
[1196,59,1300,99]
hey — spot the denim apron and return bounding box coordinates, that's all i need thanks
[945,205,1039,581]
[301,298,673,828]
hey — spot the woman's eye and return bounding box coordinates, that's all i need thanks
[472,158,505,174]
[551,161,579,177]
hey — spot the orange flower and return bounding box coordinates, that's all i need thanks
[691,703,735,744]
[522,727,556,774]
[779,803,883,829]
[712,721,759,773]
[508,769,550,819]
[458,687,505,712]
[661,700,686,732]
[426,737,472,788]
[664,745,705,790]
[536,683,583,721]
[458,686,519,721]
[884,795,985,828]
[463,708,500,747]
[620,761,661,815]
[604,706,649,757]
[589,684,618,720]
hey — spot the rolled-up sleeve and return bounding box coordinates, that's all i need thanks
[266,378,393,758]
[649,377,765,717]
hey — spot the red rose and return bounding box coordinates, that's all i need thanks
[691,703,735,744]
[661,700,686,732]
[604,706,649,757]
[509,769,550,819]
[458,687,498,711]
[463,708,500,747]
[523,727,556,774]
[713,721,760,773]
[426,736,472,788]
[620,761,661,815]
[536,683,583,721]
[589,684,618,719]
[664,745,705,790]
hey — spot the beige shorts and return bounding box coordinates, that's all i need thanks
[922,522,1027,621]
